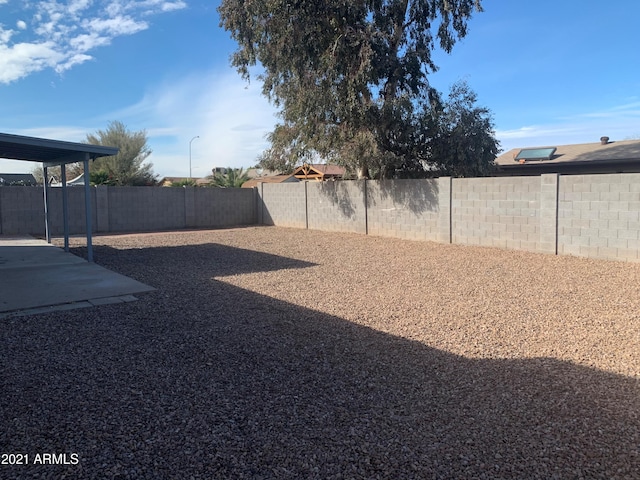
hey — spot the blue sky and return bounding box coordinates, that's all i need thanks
[1,0,639,177]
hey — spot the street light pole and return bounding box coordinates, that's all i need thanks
[189,136,199,180]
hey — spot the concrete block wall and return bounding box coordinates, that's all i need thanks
[106,187,186,232]
[0,187,45,235]
[47,187,98,235]
[539,174,559,254]
[257,174,640,263]
[192,187,257,228]
[307,181,367,234]
[557,173,640,261]
[0,187,97,235]
[366,179,442,241]
[4,174,640,263]
[260,183,308,228]
[0,186,257,235]
[452,176,541,252]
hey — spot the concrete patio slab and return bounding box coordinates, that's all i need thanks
[0,236,154,317]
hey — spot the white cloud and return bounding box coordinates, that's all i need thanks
[105,1,124,17]
[160,1,188,13]
[6,126,90,142]
[0,26,14,44]
[68,0,91,15]
[68,33,112,53]
[83,16,148,36]
[0,0,186,84]
[134,0,188,14]
[55,53,94,73]
[107,71,279,177]
[0,41,64,84]
[497,102,640,152]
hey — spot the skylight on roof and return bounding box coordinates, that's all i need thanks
[515,147,556,161]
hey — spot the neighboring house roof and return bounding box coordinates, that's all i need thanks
[245,168,280,179]
[0,173,37,186]
[494,138,640,175]
[292,163,346,180]
[242,174,299,188]
[50,173,85,187]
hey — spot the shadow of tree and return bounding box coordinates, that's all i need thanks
[313,178,440,221]
[1,242,638,479]
[316,180,359,219]
[369,179,439,215]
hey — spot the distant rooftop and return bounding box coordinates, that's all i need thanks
[494,138,640,175]
[514,147,556,161]
[0,173,37,186]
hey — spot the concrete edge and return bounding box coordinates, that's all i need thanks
[0,294,140,319]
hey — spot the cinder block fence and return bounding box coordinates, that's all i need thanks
[0,186,257,235]
[258,173,640,263]
[2,173,639,263]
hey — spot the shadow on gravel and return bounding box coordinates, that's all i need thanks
[1,243,639,479]
[64,242,318,281]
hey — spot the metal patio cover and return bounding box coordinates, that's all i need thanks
[0,132,118,261]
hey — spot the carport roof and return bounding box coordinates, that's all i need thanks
[0,132,117,164]
[0,131,119,263]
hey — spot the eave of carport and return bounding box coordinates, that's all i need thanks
[0,132,118,262]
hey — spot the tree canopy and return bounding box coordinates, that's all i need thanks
[86,121,157,186]
[219,0,498,179]
[420,80,499,177]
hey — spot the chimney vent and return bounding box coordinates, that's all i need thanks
[600,136,610,145]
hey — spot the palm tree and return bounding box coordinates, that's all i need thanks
[208,167,250,188]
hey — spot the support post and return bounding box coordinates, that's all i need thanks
[43,165,51,243]
[61,164,69,252]
[83,155,94,262]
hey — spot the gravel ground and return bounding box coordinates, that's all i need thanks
[1,226,639,479]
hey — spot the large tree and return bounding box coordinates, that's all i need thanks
[219,0,497,179]
[85,121,157,186]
